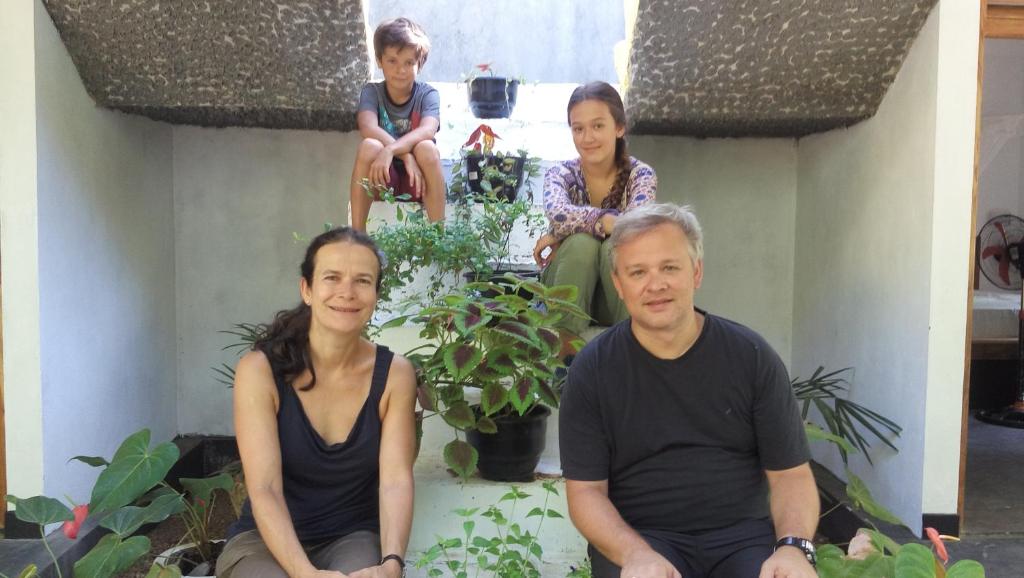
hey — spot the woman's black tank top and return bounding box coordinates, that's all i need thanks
[229,345,394,543]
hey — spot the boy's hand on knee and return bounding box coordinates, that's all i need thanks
[402,154,423,196]
[369,148,395,187]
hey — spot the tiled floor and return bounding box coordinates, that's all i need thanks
[955,414,1024,577]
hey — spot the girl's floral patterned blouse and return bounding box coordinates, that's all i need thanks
[542,157,657,240]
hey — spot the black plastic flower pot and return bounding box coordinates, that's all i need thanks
[468,77,520,119]
[462,265,541,300]
[467,405,551,482]
[464,153,526,202]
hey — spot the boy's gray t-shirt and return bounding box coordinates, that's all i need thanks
[358,81,440,139]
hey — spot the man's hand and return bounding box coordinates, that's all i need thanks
[348,562,401,578]
[758,546,815,578]
[369,147,395,188]
[401,153,423,197]
[299,570,347,578]
[533,233,562,267]
[619,547,681,578]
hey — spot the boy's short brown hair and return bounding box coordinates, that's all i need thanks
[373,18,430,68]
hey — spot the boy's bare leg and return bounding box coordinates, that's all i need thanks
[413,140,446,223]
[349,138,385,231]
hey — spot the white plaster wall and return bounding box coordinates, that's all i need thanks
[368,0,624,84]
[631,137,798,364]
[34,1,178,501]
[793,2,977,532]
[0,0,44,499]
[173,127,360,435]
[922,0,978,517]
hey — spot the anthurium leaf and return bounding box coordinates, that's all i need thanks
[100,493,185,537]
[144,562,183,578]
[864,528,901,556]
[480,383,509,416]
[73,534,151,578]
[444,440,478,479]
[946,560,985,578]
[893,543,937,578]
[180,472,233,504]
[443,343,483,382]
[69,455,110,468]
[91,429,180,513]
[805,423,857,454]
[9,495,73,526]
[476,416,498,434]
[510,376,538,415]
[846,470,902,525]
[443,401,476,430]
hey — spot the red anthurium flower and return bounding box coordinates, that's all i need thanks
[925,527,949,564]
[62,504,89,539]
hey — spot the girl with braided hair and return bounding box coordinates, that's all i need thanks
[533,82,657,352]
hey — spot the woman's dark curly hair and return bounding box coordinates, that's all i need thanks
[256,227,385,391]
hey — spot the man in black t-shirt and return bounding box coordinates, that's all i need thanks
[559,203,819,578]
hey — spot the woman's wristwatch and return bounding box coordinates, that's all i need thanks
[775,536,816,567]
[379,554,406,577]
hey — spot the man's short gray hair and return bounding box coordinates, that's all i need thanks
[609,203,704,270]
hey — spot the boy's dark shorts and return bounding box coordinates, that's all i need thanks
[385,159,422,202]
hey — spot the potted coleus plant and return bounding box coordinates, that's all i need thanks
[450,124,541,203]
[466,63,519,119]
[393,274,588,481]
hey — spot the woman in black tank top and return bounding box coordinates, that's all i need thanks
[216,228,417,578]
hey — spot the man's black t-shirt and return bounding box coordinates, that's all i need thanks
[559,313,810,534]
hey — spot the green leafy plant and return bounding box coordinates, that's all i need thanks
[212,322,268,387]
[793,366,902,465]
[449,124,542,204]
[817,527,985,578]
[389,275,587,477]
[4,430,183,578]
[3,429,233,578]
[415,483,563,578]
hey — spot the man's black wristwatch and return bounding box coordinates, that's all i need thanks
[380,554,406,577]
[775,536,816,567]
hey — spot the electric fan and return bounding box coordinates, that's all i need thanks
[977,213,1024,427]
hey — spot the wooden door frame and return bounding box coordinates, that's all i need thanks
[957,0,1024,532]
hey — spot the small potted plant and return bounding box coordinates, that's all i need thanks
[395,275,588,481]
[466,63,519,119]
[450,124,541,204]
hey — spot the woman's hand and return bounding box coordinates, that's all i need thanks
[533,233,562,267]
[599,213,617,236]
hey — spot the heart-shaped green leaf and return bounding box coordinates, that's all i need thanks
[476,416,498,434]
[100,493,185,537]
[846,470,902,525]
[893,543,937,578]
[946,560,986,578]
[180,472,234,504]
[73,534,152,578]
[8,495,73,526]
[144,562,183,578]
[90,429,180,514]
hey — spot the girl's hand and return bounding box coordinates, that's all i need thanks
[533,233,562,267]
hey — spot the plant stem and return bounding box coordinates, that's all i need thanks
[39,525,64,578]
